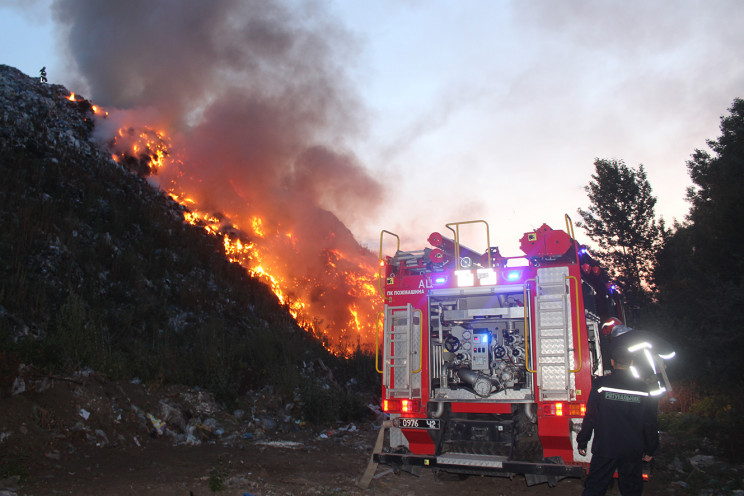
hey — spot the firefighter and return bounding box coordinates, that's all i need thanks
[577,342,659,496]
[610,325,676,397]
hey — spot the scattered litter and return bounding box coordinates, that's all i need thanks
[45,451,61,460]
[319,429,336,439]
[254,440,303,449]
[11,377,25,395]
[689,454,715,469]
[147,413,165,435]
[79,408,90,420]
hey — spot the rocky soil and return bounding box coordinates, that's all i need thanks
[2,369,742,496]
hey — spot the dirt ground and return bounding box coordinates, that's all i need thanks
[0,372,678,496]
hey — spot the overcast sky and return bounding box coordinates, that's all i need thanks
[2,0,743,255]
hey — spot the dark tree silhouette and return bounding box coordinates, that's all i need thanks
[655,98,744,380]
[578,159,665,318]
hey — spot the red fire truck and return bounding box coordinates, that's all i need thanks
[372,217,625,486]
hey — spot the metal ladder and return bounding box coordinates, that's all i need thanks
[383,304,421,398]
[534,267,573,402]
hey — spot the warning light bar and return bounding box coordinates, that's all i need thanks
[453,268,530,287]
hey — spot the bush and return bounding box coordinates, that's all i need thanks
[658,381,744,463]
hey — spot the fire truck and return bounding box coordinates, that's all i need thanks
[371,217,625,486]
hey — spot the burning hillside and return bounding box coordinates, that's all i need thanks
[0,62,381,403]
[101,108,381,354]
[34,0,389,353]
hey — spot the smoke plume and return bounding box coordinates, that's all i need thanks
[48,0,385,350]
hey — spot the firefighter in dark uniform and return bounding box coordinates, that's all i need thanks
[577,343,659,496]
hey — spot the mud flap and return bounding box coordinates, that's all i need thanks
[524,456,568,487]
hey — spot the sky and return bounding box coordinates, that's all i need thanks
[2,0,743,256]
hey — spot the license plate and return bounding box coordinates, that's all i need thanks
[397,418,441,430]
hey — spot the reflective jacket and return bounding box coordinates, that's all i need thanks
[577,369,659,459]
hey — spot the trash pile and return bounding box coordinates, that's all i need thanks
[1,363,381,463]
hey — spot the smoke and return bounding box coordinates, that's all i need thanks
[46,0,385,349]
[50,0,381,205]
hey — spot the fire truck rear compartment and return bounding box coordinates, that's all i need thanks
[430,290,532,401]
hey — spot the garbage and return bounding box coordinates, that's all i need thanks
[254,440,303,449]
[147,413,166,435]
[10,376,25,395]
[79,408,90,420]
[319,429,335,439]
[94,429,109,446]
[689,454,716,469]
[159,400,186,432]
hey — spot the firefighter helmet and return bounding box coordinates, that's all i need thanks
[601,317,623,336]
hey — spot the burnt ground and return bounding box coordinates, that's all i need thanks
[0,372,711,496]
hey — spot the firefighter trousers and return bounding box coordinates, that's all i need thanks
[582,453,643,496]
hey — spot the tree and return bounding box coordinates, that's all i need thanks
[655,98,744,381]
[577,159,665,316]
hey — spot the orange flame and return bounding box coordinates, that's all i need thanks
[109,127,170,174]
[101,118,380,355]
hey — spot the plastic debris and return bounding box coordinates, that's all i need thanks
[147,413,166,435]
[79,408,90,420]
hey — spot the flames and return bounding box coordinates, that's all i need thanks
[109,127,170,175]
[174,196,381,354]
[92,101,381,355]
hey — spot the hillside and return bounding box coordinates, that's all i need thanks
[0,63,377,406]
